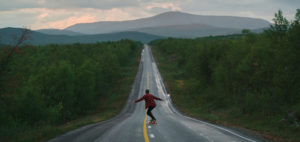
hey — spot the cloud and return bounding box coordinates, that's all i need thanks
[0,1,184,29]
[176,0,298,22]
[0,0,140,11]
[146,2,181,10]
[146,2,181,12]
[144,2,182,14]
[0,0,298,29]
[0,0,43,11]
[41,15,96,29]
[34,8,142,29]
[43,0,139,9]
[274,0,300,7]
[0,8,39,28]
[0,7,150,29]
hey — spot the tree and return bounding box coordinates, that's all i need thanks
[0,28,31,74]
[289,9,300,49]
[268,10,289,40]
[74,60,96,114]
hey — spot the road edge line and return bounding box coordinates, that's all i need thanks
[149,45,256,142]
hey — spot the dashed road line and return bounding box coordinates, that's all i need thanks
[150,134,155,138]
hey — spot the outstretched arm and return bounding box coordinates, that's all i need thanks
[134,96,145,103]
[153,95,163,101]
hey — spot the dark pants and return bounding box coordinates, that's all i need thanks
[147,106,156,121]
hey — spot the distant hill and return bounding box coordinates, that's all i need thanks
[134,24,242,38]
[36,29,84,36]
[66,11,270,36]
[0,27,163,45]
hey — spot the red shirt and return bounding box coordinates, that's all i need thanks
[135,93,162,108]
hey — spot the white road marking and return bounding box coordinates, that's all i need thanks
[150,134,155,138]
[148,126,151,128]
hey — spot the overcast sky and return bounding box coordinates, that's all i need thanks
[0,0,299,30]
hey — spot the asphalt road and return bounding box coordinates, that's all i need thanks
[48,44,264,142]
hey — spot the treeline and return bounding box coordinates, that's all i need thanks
[150,10,299,140]
[0,40,142,141]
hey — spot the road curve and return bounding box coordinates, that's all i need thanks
[48,44,264,142]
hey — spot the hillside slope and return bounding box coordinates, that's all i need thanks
[134,24,242,38]
[0,28,162,45]
[36,29,84,36]
[66,11,270,35]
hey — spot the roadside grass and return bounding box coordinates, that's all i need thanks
[10,54,141,142]
[15,109,118,142]
[151,46,300,142]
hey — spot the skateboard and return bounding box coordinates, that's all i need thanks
[148,121,158,125]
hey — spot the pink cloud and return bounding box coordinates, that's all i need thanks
[30,8,140,29]
[45,15,96,29]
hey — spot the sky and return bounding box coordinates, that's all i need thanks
[0,0,299,30]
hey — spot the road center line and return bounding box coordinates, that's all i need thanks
[143,72,151,142]
[143,109,150,142]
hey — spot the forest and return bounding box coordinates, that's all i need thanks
[0,40,142,141]
[150,10,300,141]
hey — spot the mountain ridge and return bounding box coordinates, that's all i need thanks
[133,23,242,38]
[36,29,84,36]
[66,11,270,35]
[0,27,163,45]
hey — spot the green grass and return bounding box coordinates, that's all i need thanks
[151,46,300,142]
[15,110,118,142]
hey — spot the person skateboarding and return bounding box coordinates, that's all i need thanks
[134,89,163,124]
